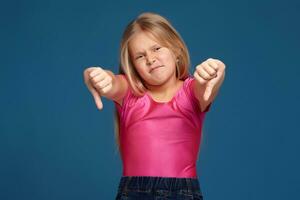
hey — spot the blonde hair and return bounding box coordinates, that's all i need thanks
[113,12,191,154]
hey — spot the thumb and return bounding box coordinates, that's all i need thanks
[83,67,103,110]
[203,85,213,101]
[85,77,103,110]
[90,86,103,110]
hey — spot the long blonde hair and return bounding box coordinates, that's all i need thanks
[113,12,191,154]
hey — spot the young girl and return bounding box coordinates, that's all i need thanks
[83,12,225,200]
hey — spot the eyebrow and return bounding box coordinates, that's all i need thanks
[134,44,160,55]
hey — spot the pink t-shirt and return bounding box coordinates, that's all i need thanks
[114,75,211,178]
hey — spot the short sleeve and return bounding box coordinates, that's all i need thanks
[113,74,131,114]
[185,76,212,113]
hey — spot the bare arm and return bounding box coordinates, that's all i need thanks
[104,70,129,106]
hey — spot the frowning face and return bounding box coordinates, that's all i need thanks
[128,31,178,87]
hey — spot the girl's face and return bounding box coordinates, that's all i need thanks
[128,32,177,86]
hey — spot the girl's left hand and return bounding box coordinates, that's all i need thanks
[193,58,226,101]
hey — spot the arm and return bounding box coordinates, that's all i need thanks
[104,70,129,106]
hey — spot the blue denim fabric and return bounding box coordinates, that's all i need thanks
[115,176,203,200]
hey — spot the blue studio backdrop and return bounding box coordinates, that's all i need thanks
[1,0,299,199]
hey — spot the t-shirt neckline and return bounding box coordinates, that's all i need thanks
[145,79,186,104]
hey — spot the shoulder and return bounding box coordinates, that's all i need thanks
[182,76,198,102]
[114,76,144,111]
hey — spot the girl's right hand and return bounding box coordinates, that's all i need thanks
[83,66,113,110]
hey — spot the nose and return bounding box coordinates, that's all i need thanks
[146,53,156,66]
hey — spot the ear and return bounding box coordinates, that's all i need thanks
[174,53,179,61]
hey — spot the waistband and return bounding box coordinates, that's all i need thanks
[118,176,201,192]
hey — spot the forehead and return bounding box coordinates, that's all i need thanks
[129,32,162,54]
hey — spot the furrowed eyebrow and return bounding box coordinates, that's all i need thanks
[135,44,160,55]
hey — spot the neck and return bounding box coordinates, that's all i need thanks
[146,76,181,97]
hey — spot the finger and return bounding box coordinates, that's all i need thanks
[84,67,100,77]
[84,76,96,92]
[95,76,112,91]
[207,59,219,71]
[203,59,218,78]
[84,67,100,84]
[90,86,103,110]
[194,71,207,85]
[89,67,105,79]
[196,65,212,80]
[203,86,212,101]
[215,59,226,68]
[101,83,112,94]
[206,58,219,69]
[84,78,103,106]
[83,68,93,84]
[203,62,218,76]
[91,72,107,86]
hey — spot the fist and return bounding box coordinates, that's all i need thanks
[83,66,113,110]
[193,58,226,101]
[87,67,113,95]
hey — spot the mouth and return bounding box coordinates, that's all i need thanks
[150,65,163,73]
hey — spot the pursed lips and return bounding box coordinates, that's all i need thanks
[150,65,163,73]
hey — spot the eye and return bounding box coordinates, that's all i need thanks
[135,55,143,60]
[154,47,161,51]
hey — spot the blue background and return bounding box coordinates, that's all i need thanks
[1,0,299,199]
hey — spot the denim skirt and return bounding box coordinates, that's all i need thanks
[115,176,203,200]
